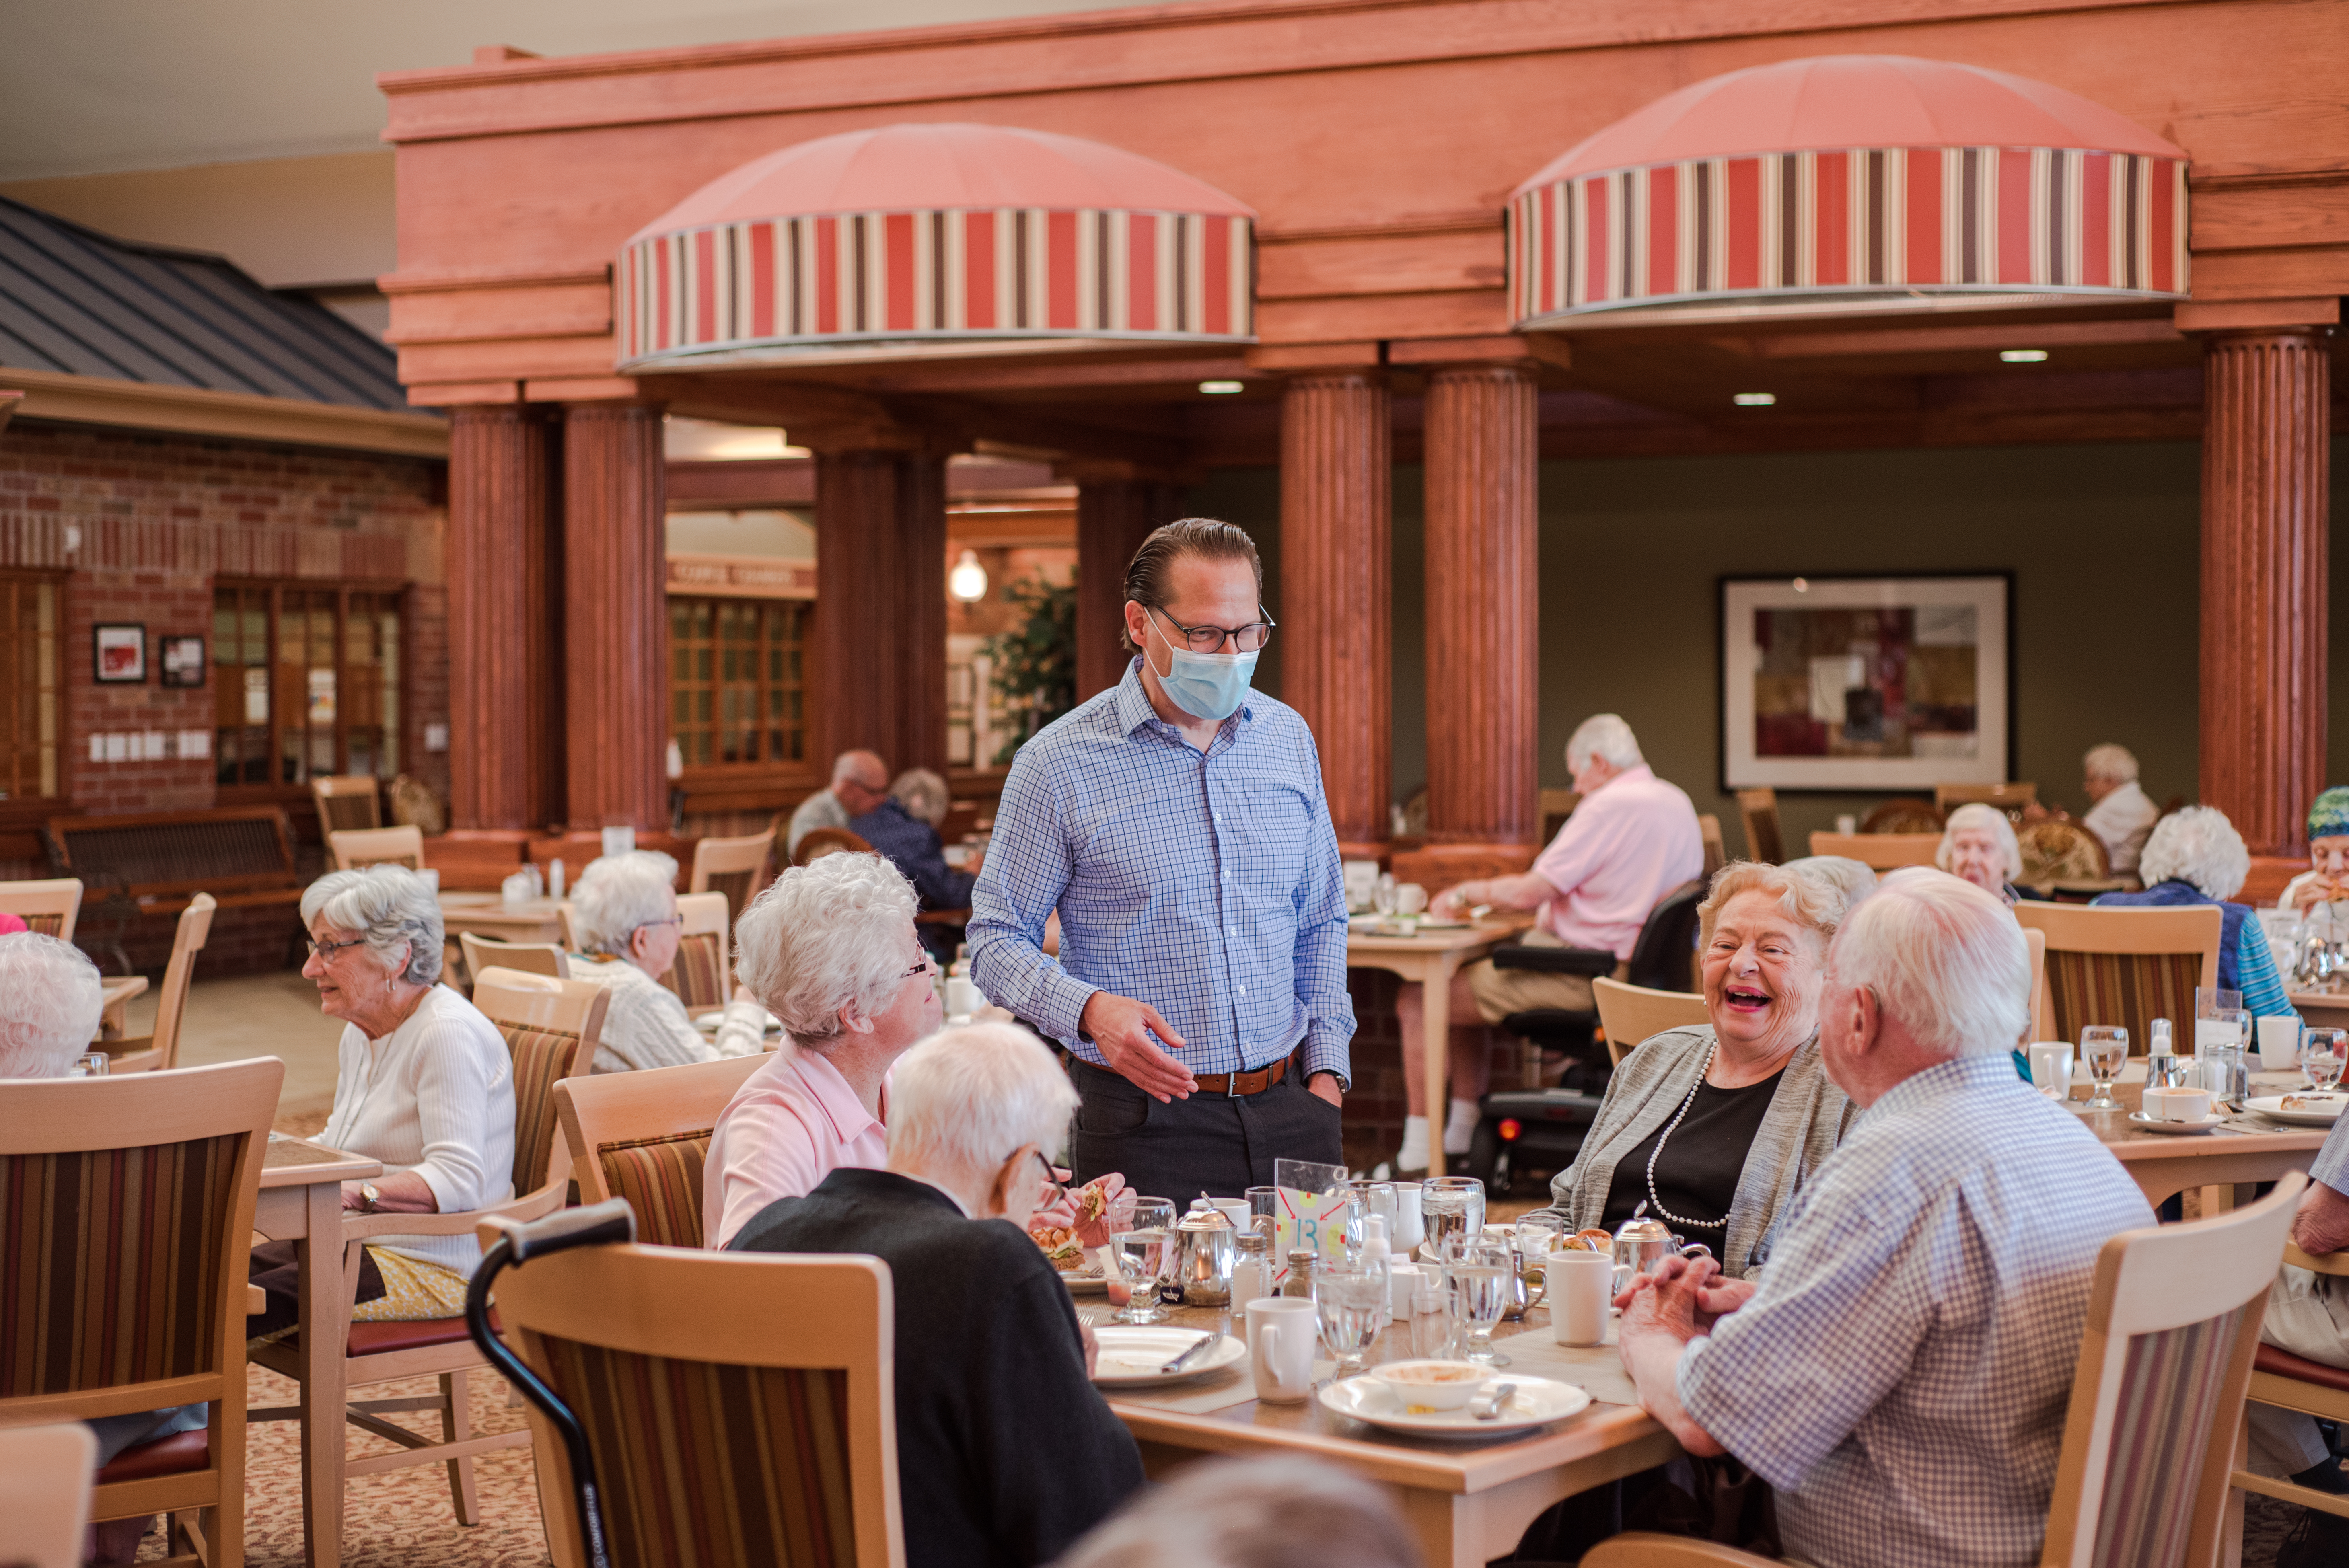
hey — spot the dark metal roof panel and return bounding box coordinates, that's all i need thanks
[0,195,406,411]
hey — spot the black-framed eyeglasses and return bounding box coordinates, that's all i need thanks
[1148,604,1276,655]
[901,955,939,982]
[305,935,367,961]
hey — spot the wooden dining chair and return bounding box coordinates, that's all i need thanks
[1804,830,1941,870]
[0,1424,97,1568]
[1697,815,1726,881]
[2024,927,2053,1044]
[0,875,82,939]
[101,891,214,1075]
[1860,798,1945,834]
[660,889,732,1012]
[247,968,601,1537]
[1934,780,2038,815]
[2233,1239,2349,1524]
[460,929,569,985]
[2018,818,2113,886]
[2013,902,2222,1050]
[326,824,424,871]
[1592,976,1709,1065]
[691,827,775,923]
[310,773,384,834]
[556,1052,769,1247]
[794,826,874,866]
[1583,1173,2308,1568]
[0,1056,283,1568]
[1734,789,1783,865]
[481,1233,904,1568]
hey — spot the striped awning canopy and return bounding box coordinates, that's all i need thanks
[1509,56,2190,329]
[618,123,1257,371]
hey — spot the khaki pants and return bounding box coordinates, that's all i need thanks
[2244,1265,2349,1476]
[1462,930,1629,1023]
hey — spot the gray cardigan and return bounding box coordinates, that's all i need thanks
[1548,1025,1857,1278]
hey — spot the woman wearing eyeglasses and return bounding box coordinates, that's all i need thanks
[566,849,768,1071]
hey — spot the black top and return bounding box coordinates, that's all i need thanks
[729,1167,1144,1568]
[1600,1069,1785,1233]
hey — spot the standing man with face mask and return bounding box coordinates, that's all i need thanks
[968,518,1354,1199]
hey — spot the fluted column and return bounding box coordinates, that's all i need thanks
[447,405,560,830]
[814,448,949,776]
[1424,364,1539,848]
[562,402,668,832]
[1072,470,1183,701]
[2199,329,2331,855]
[1281,372,1392,851]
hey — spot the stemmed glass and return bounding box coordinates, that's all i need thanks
[2079,1027,2129,1111]
[1109,1196,1178,1325]
[1314,1260,1387,1380]
[2302,1028,2348,1093]
[1451,1240,1515,1367]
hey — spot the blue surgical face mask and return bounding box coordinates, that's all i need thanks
[1148,611,1257,722]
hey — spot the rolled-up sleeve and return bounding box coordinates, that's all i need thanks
[968,754,1098,1040]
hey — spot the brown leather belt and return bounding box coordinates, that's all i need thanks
[1193,1058,1288,1097]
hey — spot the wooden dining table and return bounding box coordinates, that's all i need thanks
[2064,1070,2335,1208]
[95,973,146,1039]
[436,890,567,946]
[1102,1297,1675,1568]
[1347,917,1532,1176]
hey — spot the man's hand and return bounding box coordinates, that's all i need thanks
[1039,1173,1133,1249]
[1308,1071,1343,1108]
[1080,991,1195,1102]
[2293,1179,2349,1257]
[1616,1254,1753,1335]
[1432,881,1484,919]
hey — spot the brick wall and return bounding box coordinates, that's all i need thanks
[1338,969,1521,1175]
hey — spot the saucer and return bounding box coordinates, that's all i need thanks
[2126,1110,2226,1136]
[1318,1373,1590,1437]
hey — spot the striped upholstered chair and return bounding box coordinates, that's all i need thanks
[660,890,734,1013]
[0,875,82,939]
[557,1052,769,1247]
[2014,902,2221,1052]
[0,1057,283,1568]
[1582,1173,2307,1568]
[486,1237,903,1568]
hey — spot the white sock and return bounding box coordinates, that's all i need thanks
[1397,1115,1430,1171]
[1444,1098,1480,1155]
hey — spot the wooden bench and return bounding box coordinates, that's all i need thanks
[47,807,305,970]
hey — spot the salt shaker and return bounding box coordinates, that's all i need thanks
[1231,1231,1273,1314]
[1281,1247,1318,1300]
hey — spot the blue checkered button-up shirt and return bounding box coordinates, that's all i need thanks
[1676,1053,2154,1568]
[967,660,1355,1085]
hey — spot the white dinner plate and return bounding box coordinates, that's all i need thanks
[1057,1265,1109,1295]
[1088,1327,1245,1387]
[2245,1094,2347,1127]
[1318,1373,1590,1437]
[2126,1110,2226,1136]
[693,1008,783,1035]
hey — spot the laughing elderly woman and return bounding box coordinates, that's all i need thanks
[1936,802,2025,905]
[1545,861,1859,1278]
[566,849,767,1073]
[2095,805,2302,1024]
[248,865,516,1338]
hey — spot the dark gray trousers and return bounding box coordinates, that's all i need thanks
[1065,1055,1344,1201]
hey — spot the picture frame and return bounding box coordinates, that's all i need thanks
[93,623,147,684]
[1719,573,2012,792]
[160,635,206,689]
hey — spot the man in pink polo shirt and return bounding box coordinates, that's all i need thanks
[1395,714,1703,1171]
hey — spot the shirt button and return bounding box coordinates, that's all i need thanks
[1237,984,1247,997]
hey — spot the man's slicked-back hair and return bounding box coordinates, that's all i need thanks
[1121,518,1263,651]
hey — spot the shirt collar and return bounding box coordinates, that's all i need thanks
[787,1045,883,1142]
[1586,763,1654,797]
[1113,655,1255,744]
[1867,1052,2021,1119]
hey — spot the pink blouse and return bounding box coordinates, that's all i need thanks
[702,1046,889,1249]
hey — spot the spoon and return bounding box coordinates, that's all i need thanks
[1471,1381,1517,1420]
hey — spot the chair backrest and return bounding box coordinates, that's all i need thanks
[0,877,82,940]
[0,1058,280,1417]
[1538,787,1579,845]
[107,892,215,1075]
[462,929,569,984]
[1935,780,2038,814]
[2026,927,2053,1044]
[556,1053,769,1246]
[327,824,424,871]
[1625,880,1707,993]
[1734,788,1782,864]
[1593,977,1709,1065]
[794,826,872,866]
[2014,903,2223,1050]
[0,1424,97,1568]
[1696,814,1726,881]
[2020,818,2113,884]
[469,966,607,1196]
[310,773,384,834]
[662,891,732,1012]
[1806,831,1942,870]
[1862,797,1946,834]
[691,828,776,924]
[2041,1174,2304,1568]
[486,1239,903,1568]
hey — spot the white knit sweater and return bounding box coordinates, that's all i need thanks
[317,985,516,1276]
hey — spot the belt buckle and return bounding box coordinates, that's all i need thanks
[1224,1068,1245,1098]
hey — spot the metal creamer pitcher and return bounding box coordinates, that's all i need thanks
[1613,1208,1713,1286]
[1166,1209,1236,1307]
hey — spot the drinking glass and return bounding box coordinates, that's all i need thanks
[1451,1241,1514,1367]
[70,1052,109,1078]
[1372,873,1398,917]
[2080,1027,2129,1111]
[1245,1185,1280,1247]
[1420,1176,1485,1265]
[1110,1228,1174,1325]
[2303,1028,2349,1093]
[1344,1179,1396,1250]
[1512,1212,1565,1308]
[1314,1260,1387,1379]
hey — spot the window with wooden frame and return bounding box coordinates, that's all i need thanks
[669,596,809,769]
[0,571,62,804]
[213,581,404,790]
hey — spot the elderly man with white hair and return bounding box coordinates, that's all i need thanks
[1615,869,2154,1568]
[2076,742,2159,877]
[1403,713,1703,1170]
[731,1021,1144,1568]
[566,849,767,1072]
[2094,804,2300,1025]
[785,747,890,858]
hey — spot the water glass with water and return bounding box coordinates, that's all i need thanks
[1512,1211,1565,1309]
[1315,1260,1387,1378]
[2080,1026,2129,1110]
[1111,1228,1174,1325]
[1452,1240,1515,1367]
[2304,1028,2349,1093]
[1420,1176,1485,1264]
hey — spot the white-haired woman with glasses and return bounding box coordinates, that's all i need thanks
[1935,802,2024,905]
[566,849,767,1072]
[249,865,516,1338]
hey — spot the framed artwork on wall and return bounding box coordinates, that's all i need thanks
[1720,574,2012,792]
[160,635,206,688]
[93,623,146,684]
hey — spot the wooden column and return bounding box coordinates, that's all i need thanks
[1423,361,1539,864]
[562,402,668,832]
[2199,328,2332,855]
[813,448,949,776]
[1071,466,1183,701]
[1280,372,1392,853]
[446,405,560,830]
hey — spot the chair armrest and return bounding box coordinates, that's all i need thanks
[337,1178,568,1244]
[1582,1534,1782,1567]
[1490,942,1617,977]
[2285,1241,2349,1277]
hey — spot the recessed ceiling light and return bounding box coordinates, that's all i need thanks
[2000,349,2050,363]
[1733,392,1776,407]
[1198,379,1245,395]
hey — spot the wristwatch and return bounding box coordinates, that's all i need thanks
[359,1182,382,1212]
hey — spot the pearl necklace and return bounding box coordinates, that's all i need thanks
[1644,1038,1728,1231]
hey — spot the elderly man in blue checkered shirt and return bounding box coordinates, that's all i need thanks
[967,518,1353,1200]
[1615,868,2154,1568]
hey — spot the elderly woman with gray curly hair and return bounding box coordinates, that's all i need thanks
[566,849,767,1073]
[2094,804,2302,1024]
[247,865,517,1338]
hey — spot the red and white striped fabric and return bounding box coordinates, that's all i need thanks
[1510,145,2187,324]
[619,207,1251,366]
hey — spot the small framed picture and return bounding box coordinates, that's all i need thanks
[160,635,206,689]
[93,623,146,684]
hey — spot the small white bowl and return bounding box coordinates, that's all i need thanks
[1368,1359,1488,1412]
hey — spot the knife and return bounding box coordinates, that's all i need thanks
[1159,1333,1220,1374]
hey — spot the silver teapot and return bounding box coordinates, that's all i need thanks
[1165,1208,1236,1307]
[1613,1208,1713,1285]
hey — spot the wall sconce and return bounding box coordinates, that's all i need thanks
[949,549,989,602]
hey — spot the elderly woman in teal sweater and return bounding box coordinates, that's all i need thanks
[2094,805,2300,1025]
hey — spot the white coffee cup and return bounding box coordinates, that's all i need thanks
[1388,1262,1423,1320]
[944,976,984,1018]
[1835,814,1858,836]
[1389,1183,1424,1251]
[2144,1085,2213,1122]
[1396,882,1429,916]
[1246,1297,1318,1403]
[1551,1249,1614,1347]
[2259,1016,2303,1072]
[1209,1198,1250,1230]
[2028,1042,2074,1100]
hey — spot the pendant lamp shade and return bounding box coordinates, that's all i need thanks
[1508,56,2191,328]
[618,123,1257,370]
